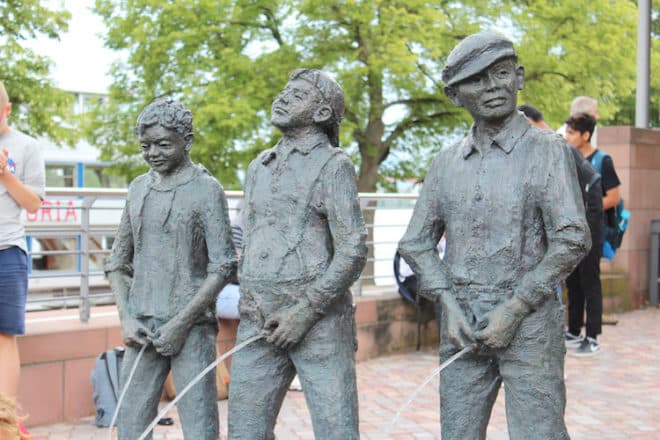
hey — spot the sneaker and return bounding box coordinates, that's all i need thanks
[574,337,600,356]
[564,331,583,348]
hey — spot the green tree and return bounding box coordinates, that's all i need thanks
[91,0,638,188]
[0,1,75,143]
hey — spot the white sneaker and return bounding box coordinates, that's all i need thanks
[565,331,583,348]
[573,337,600,357]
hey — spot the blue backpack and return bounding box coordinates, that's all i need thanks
[590,150,630,260]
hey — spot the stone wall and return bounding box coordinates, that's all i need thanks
[598,126,660,308]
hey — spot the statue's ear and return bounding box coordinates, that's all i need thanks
[444,86,462,107]
[184,133,194,151]
[313,105,333,124]
[516,65,525,91]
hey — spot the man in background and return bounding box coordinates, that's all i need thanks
[564,112,620,356]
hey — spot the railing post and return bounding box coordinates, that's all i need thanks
[79,196,97,322]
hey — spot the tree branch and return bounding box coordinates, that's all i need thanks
[382,111,453,156]
[405,42,443,89]
[525,71,575,82]
[384,97,447,111]
[258,6,284,47]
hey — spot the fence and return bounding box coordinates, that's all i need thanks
[26,188,418,322]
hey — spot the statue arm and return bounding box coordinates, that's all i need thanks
[105,203,134,322]
[397,155,451,302]
[516,141,591,310]
[303,156,367,315]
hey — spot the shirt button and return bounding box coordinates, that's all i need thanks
[260,251,269,259]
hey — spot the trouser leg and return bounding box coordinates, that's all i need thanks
[228,318,295,440]
[117,345,169,440]
[565,266,584,335]
[292,304,359,440]
[581,244,603,339]
[439,320,502,439]
[171,323,219,440]
[499,298,569,440]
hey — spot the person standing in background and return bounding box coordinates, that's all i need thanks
[564,112,620,356]
[0,81,45,439]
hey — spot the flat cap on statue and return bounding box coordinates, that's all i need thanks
[441,32,516,86]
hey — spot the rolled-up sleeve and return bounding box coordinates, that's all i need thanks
[305,155,367,314]
[202,181,238,279]
[397,155,452,300]
[516,141,591,308]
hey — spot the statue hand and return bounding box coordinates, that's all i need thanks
[152,320,188,357]
[121,318,152,348]
[474,296,530,349]
[443,298,475,349]
[264,300,320,350]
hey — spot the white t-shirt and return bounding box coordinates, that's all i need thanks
[0,129,45,252]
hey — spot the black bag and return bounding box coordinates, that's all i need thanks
[393,251,436,350]
[90,347,124,427]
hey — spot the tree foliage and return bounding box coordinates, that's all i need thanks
[90,0,639,189]
[0,1,75,144]
[609,3,660,127]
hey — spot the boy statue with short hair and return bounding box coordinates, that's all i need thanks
[228,69,367,440]
[105,98,237,439]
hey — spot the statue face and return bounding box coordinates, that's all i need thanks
[139,124,189,176]
[270,78,321,130]
[453,59,523,124]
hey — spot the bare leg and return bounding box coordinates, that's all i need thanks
[0,333,21,440]
[0,333,20,398]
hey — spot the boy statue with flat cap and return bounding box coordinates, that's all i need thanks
[398,32,590,439]
[228,69,367,440]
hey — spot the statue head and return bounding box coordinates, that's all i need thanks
[135,98,194,176]
[442,32,524,124]
[271,69,345,147]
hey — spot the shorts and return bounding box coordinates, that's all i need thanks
[0,246,29,335]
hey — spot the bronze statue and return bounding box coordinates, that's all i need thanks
[228,69,367,440]
[398,32,590,439]
[105,98,237,439]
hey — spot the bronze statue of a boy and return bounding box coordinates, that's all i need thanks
[398,32,590,439]
[105,98,237,439]
[228,69,367,440]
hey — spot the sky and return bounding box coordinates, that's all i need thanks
[27,0,116,94]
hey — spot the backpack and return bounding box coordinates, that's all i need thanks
[590,150,631,260]
[90,347,124,427]
[393,251,436,350]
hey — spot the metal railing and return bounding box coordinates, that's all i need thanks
[26,188,418,321]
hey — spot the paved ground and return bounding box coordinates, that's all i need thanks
[29,307,660,439]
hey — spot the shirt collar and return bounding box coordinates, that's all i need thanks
[461,112,531,159]
[261,134,328,165]
[147,163,199,191]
